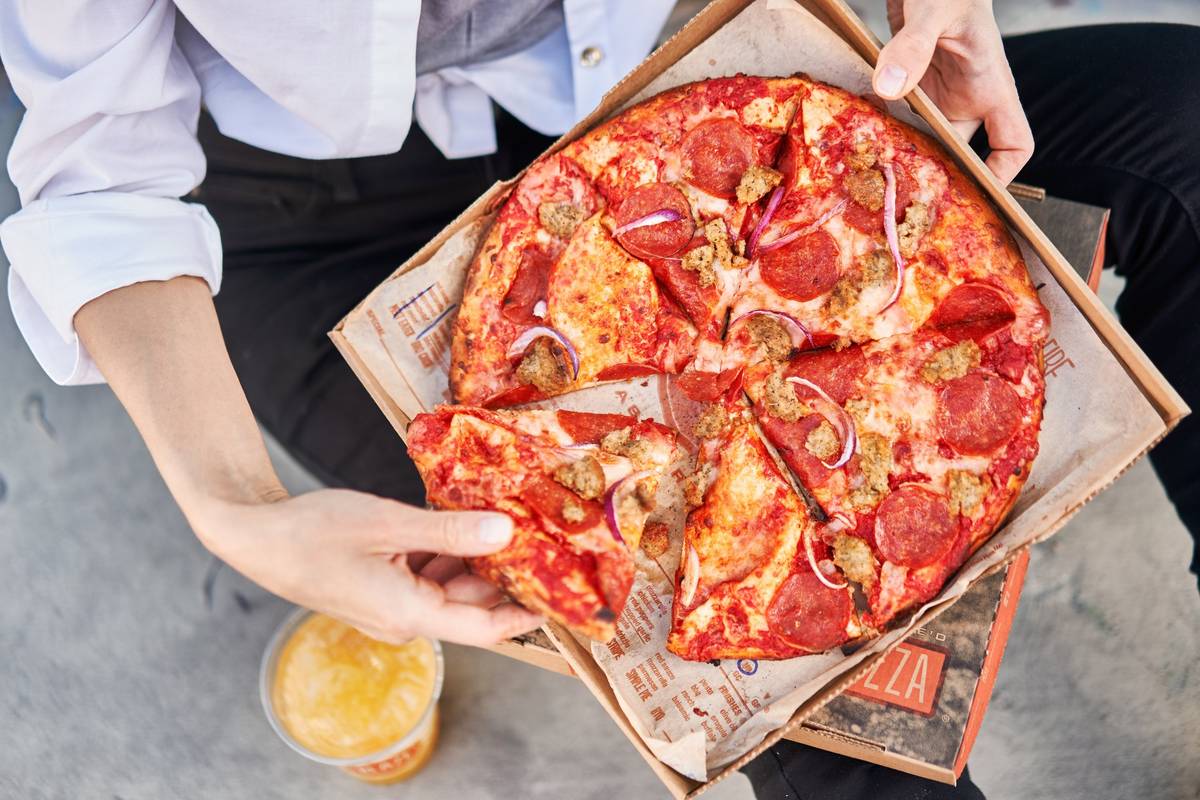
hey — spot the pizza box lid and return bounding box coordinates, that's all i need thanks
[330,2,1188,797]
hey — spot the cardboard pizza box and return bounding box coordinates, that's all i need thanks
[330,2,1187,796]
[490,550,1026,785]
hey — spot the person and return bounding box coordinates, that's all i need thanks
[1,1,1196,797]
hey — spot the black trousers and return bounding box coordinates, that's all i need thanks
[202,24,1200,800]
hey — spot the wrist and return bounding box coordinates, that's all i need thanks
[181,473,290,558]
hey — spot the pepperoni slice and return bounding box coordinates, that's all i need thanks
[675,367,743,402]
[766,570,852,652]
[681,118,755,198]
[938,372,1023,455]
[648,248,719,332]
[874,485,957,568]
[595,550,635,613]
[556,411,636,444]
[502,249,554,324]
[842,164,917,235]
[930,283,1016,342]
[483,385,543,408]
[758,413,833,488]
[521,474,604,533]
[596,363,661,381]
[759,229,840,302]
[784,346,867,404]
[615,183,695,259]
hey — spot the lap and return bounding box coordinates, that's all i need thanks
[1002,23,1200,582]
[199,111,555,503]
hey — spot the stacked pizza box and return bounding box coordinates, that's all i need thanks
[331,2,1183,796]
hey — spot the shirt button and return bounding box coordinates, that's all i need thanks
[579,45,604,68]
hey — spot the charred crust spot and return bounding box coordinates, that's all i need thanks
[594,607,617,622]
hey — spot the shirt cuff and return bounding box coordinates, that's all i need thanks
[1,192,222,386]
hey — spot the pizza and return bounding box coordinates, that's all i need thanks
[407,407,680,640]
[740,307,1044,628]
[431,75,1048,657]
[450,76,810,407]
[668,401,863,661]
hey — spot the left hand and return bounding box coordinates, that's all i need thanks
[872,0,1033,184]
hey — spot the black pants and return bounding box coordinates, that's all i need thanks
[203,24,1200,800]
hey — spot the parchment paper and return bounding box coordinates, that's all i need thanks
[335,0,1164,781]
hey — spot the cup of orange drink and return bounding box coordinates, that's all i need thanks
[260,609,444,783]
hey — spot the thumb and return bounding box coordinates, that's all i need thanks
[873,16,945,100]
[391,507,515,557]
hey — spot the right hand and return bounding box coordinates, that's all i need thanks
[195,488,545,647]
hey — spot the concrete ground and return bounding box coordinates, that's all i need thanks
[1,3,1198,799]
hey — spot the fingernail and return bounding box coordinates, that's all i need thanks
[876,64,907,98]
[477,515,513,545]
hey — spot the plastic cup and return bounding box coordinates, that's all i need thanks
[259,609,445,784]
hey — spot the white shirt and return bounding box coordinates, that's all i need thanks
[0,1,675,385]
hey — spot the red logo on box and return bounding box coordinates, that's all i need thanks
[846,643,948,716]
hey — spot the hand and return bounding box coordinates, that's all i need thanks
[196,488,545,647]
[872,0,1033,183]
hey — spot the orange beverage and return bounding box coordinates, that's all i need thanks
[260,610,444,783]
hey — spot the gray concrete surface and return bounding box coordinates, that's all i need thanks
[2,3,1199,799]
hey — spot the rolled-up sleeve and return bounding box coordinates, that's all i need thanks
[0,1,221,385]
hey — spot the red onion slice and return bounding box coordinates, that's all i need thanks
[805,525,848,589]
[881,163,905,310]
[747,186,784,258]
[827,511,855,532]
[603,470,653,545]
[756,199,848,255]
[506,325,580,380]
[613,208,685,237]
[532,299,547,319]
[731,309,814,349]
[679,544,700,607]
[786,376,857,469]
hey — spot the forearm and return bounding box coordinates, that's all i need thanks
[74,277,285,546]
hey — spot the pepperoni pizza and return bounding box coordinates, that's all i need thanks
[407,407,680,641]
[433,75,1048,655]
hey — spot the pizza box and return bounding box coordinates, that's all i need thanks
[488,550,1026,785]
[478,192,1105,784]
[329,1,1188,796]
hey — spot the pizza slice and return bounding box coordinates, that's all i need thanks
[565,75,809,340]
[667,401,862,661]
[742,301,1044,628]
[450,153,697,407]
[407,406,680,641]
[730,78,1045,351]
